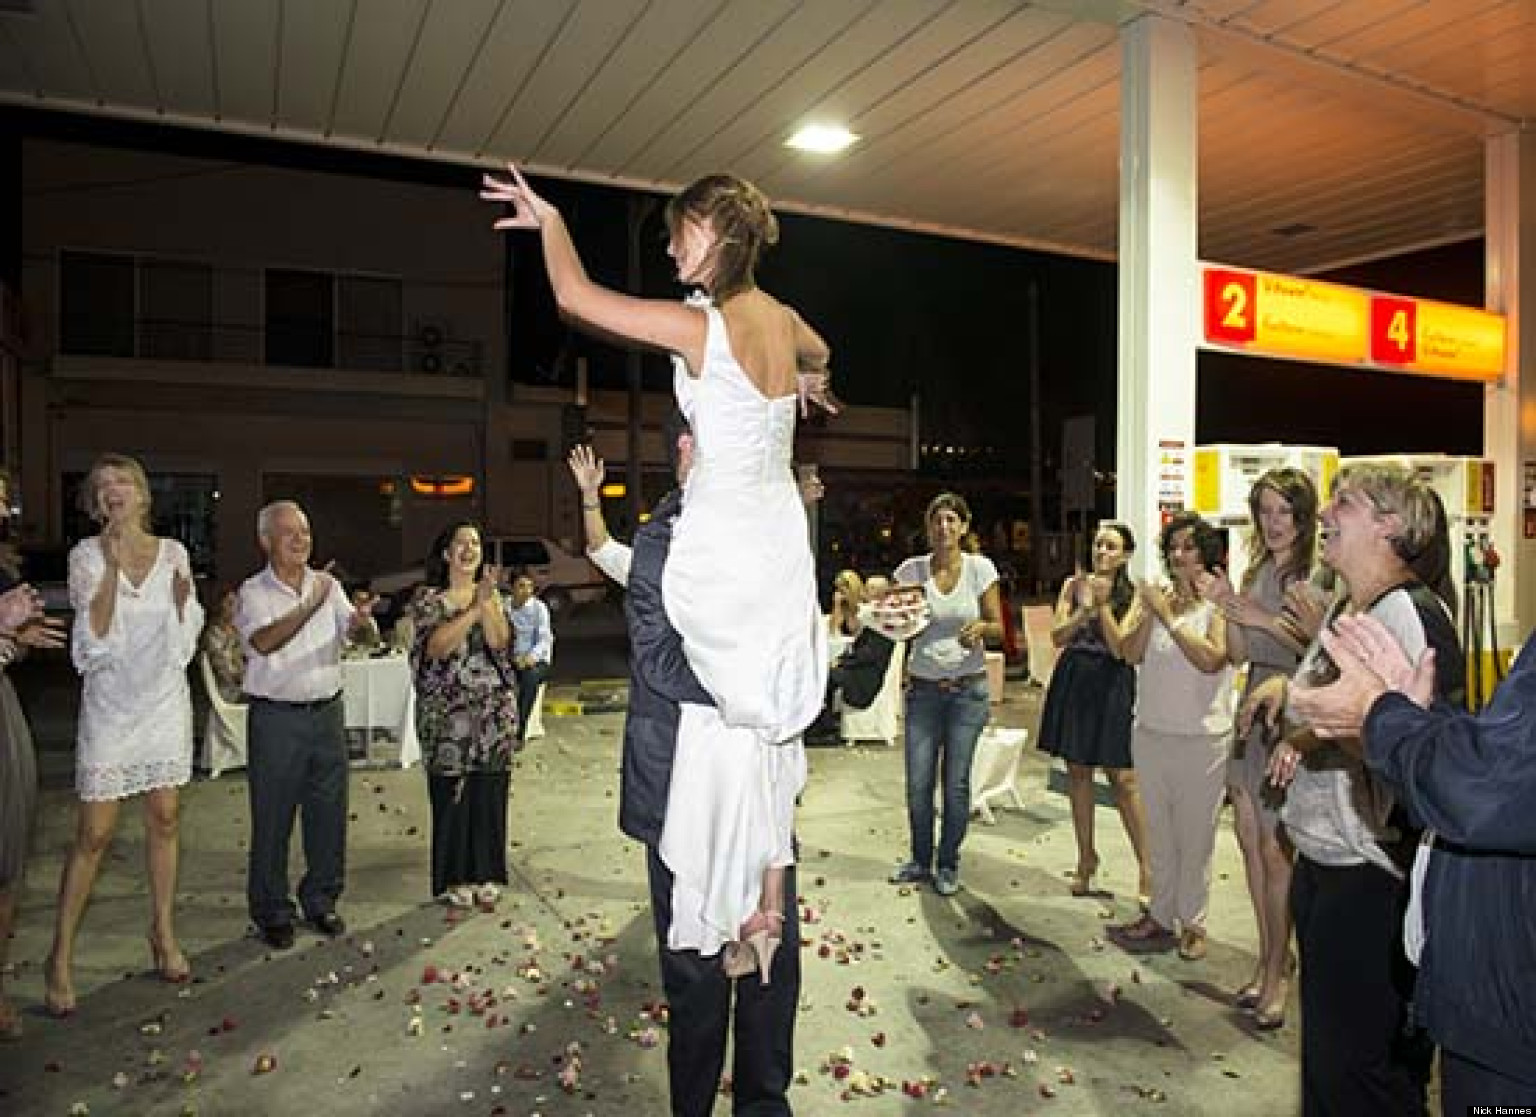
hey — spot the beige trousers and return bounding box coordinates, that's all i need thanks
[1132,724,1229,933]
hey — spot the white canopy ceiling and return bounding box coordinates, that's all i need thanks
[2,0,1531,272]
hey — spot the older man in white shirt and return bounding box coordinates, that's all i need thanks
[235,500,372,950]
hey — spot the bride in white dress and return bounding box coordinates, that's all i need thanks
[483,167,831,975]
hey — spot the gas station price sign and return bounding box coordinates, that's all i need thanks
[1202,264,1505,382]
[1369,296,1506,381]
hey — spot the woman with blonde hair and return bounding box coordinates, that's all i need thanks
[45,454,203,1016]
[1258,462,1462,1107]
[828,569,864,642]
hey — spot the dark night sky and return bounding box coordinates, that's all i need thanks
[13,108,1489,475]
[523,174,1487,473]
[517,175,1118,474]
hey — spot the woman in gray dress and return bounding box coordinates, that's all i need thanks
[0,468,67,1038]
[1201,468,1318,1027]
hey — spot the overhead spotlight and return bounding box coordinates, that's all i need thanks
[785,123,858,155]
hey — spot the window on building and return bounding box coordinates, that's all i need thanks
[140,259,213,361]
[338,274,403,372]
[510,440,549,461]
[59,250,134,357]
[265,269,334,368]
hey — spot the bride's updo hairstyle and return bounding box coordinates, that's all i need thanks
[665,173,779,302]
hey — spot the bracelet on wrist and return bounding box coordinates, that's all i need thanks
[582,502,599,511]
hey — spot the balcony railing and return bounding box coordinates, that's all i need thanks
[59,316,484,378]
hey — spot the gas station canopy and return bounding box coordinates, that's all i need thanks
[0,0,1531,273]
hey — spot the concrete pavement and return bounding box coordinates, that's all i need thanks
[1,683,1302,1115]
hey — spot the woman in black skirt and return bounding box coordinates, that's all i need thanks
[409,522,519,908]
[1038,523,1150,904]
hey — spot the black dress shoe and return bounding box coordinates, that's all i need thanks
[260,923,296,951]
[308,912,346,938]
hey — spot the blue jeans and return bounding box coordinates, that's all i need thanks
[903,676,991,874]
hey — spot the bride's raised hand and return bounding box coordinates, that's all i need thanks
[480,164,557,230]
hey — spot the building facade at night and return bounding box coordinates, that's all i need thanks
[7,132,911,585]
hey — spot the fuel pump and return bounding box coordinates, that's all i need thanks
[1190,443,1339,586]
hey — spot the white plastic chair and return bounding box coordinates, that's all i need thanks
[1021,605,1060,687]
[970,726,1030,824]
[840,640,905,746]
[197,653,248,778]
[984,650,1006,703]
[523,682,548,740]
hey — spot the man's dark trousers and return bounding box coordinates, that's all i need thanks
[647,849,798,1117]
[246,696,348,928]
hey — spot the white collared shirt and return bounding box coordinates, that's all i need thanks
[234,565,354,702]
[588,539,633,588]
[509,595,554,664]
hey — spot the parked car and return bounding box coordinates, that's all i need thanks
[371,535,606,621]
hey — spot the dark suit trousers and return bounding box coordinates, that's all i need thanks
[647,847,799,1117]
[246,696,349,928]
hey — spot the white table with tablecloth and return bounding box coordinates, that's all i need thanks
[340,653,421,767]
[202,653,420,775]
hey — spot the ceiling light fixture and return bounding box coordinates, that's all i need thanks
[785,123,858,155]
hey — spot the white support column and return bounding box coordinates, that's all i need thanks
[1484,129,1536,643]
[1116,14,1200,572]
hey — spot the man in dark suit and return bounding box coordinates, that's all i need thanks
[570,433,801,1117]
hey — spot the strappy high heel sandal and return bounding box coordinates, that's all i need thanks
[723,911,785,985]
[0,998,22,1040]
[1066,853,1100,897]
[1252,984,1288,1031]
[148,934,192,984]
[1234,978,1263,1010]
[1242,950,1296,1013]
[43,956,75,1018]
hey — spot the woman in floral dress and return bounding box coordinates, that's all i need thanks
[409,522,519,907]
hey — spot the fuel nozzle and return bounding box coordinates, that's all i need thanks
[1483,537,1501,575]
[1464,536,1489,584]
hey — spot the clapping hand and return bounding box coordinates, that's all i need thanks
[1135,578,1173,624]
[0,583,44,634]
[1066,569,1092,611]
[308,565,339,611]
[1194,568,1232,606]
[16,615,67,650]
[1238,674,1287,737]
[1289,615,1435,739]
[1282,581,1330,644]
[958,619,988,649]
[98,526,121,569]
[1266,741,1302,789]
[171,569,193,622]
[481,164,558,231]
[476,565,504,609]
[1088,573,1112,607]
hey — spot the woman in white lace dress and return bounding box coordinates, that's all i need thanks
[44,454,204,1017]
[483,167,832,978]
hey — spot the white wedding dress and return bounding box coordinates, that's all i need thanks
[658,299,827,955]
